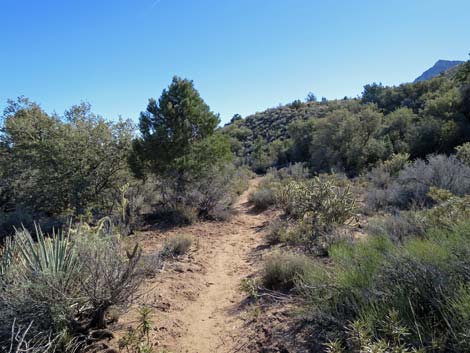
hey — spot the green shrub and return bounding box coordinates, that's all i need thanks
[0,99,133,226]
[298,221,470,352]
[380,152,410,176]
[150,164,250,226]
[367,192,470,242]
[161,234,193,258]
[262,252,314,291]
[248,186,278,210]
[277,177,356,222]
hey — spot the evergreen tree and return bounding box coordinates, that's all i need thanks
[130,76,231,192]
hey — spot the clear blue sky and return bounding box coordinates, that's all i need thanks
[1,0,468,124]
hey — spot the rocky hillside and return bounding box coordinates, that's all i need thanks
[414,59,463,82]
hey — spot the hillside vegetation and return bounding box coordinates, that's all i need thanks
[0,58,469,352]
[223,60,470,175]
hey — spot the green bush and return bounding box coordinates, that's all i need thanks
[161,234,193,258]
[298,221,470,352]
[0,99,133,229]
[153,204,198,227]
[262,252,314,291]
[277,177,356,222]
[248,164,310,211]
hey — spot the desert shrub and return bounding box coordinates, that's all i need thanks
[456,141,470,165]
[266,218,289,245]
[424,191,470,230]
[0,99,133,231]
[148,164,250,225]
[74,234,144,329]
[277,177,356,222]
[248,164,309,211]
[267,163,310,181]
[299,105,389,176]
[298,221,470,352]
[367,191,470,243]
[230,166,254,196]
[248,187,278,210]
[366,154,470,210]
[161,234,193,258]
[0,226,146,351]
[396,154,470,203]
[379,153,410,176]
[366,211,427,242]
[262,252,314,291]
[325,315,419,353]
[186,164,250,220]
[114,180,160,234]
[276,178,356,253]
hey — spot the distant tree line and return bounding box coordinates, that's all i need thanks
[223,59,470,176]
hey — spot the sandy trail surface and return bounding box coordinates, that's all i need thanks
[114,178,271,353]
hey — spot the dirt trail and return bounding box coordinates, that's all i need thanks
[115,178,271,353]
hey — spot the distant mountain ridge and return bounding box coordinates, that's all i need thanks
[414,59,464,82]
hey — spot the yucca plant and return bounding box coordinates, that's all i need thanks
[14,225,79,278]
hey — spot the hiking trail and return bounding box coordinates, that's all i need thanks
[115,178,271,353]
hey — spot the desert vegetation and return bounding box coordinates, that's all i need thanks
[0,77,251,352]
[0,56,469,352]
[241,60,470,352]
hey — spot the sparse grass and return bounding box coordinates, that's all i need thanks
[161,234,193,258]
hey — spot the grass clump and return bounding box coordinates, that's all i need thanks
[262,252,314,291]
[161,234,193,258]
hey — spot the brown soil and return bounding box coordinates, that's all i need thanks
[112,178,277,353]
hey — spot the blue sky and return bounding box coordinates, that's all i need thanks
[0,0,469,125]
